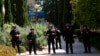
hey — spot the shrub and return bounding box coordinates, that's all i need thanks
[15,46,26,53]
[75,29,100,50]
[0,23,48,51]
[33,23,47,49]
[0,45,16,56]
[20,23,48,50]
[0,31,11,46]
[74,29,82,41]
[90,32,100,50]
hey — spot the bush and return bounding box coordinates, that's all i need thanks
[33,23,47,49]
[74,29,82,41]
[75,29,100,50]
[0,23,48,51]
[15,46,26,53]
[0,45,16,56]
[18,23,47,50]
[91,32,100,50]
[0,31,11,46]
[74,29,81,37]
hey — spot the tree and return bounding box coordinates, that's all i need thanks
[43,0,73,29]
[10,0,16,23]
[0,0,3,27]
[43,0,60,27]
[4,0,13,23]
[63,0,73,23]
[16,0,28,27]
[43,0,56,23]
[59,0,73,29]
[74,0,100,29]
[57,0,64,29]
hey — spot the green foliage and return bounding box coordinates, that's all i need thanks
[33,23,47,49]
[75,29,100,50]
[0,45,16,56]
[4,0,28,26]
[20,46,26,53]
[0,23,12,45]
[90,32,100,50]
[0,31,10,45]
[0,0,3,28]
[74,0,100,29]
[0,14,3,28]
[20,23,47,50]
[0,23,47,51]
[16,0,28,27]
[63,0,73,23]
[10,0,17,23]
[4,0,13,23]
[15,46,26,53]
[43,0,56,23]
[43,0,73,29]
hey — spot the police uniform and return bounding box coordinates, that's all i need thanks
[81,27,91,53]
[10,27,21,54]
[27,30,37,55]
[63,25,74,54]
[46,29,56,54]
[55,29,62,49]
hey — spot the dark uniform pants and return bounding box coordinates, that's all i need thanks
[83,41,91,53]
[66,42,73,54]
[56,38,62,49]
[29,41,37,54]
[12,41,20,53]
[48,38,56,54]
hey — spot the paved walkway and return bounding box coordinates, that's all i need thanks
[17,38,100,56]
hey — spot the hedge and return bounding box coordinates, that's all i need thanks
[0,23,47,52]
[0,45,16,56]
[75,29,100,50]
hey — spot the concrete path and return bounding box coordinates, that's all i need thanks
[17,38,100,56]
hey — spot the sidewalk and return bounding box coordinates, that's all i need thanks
[17,38,100,56]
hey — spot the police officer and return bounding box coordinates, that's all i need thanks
[81,25,91,53]
[10,25,21,54]
[46,25,56,54]
[55,27,62,49]
[27,28,37,55]
[63,24,74,54]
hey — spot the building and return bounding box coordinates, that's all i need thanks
[27,0,36,11]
